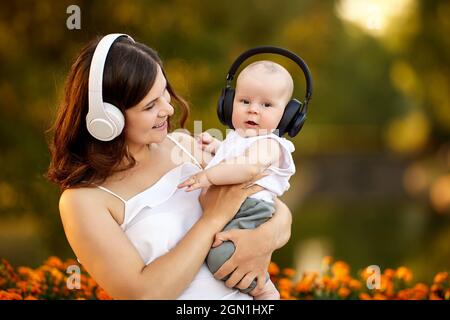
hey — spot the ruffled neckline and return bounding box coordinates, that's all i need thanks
[121,162,200,228]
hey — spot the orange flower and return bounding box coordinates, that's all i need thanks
[282,268,296,278]
[338,287,351,299]
[17,266,33,277]
[16,280,29,293]
[383,268,396,279]
[373,293,387,300]
[1,259,15,273]
[279,289,291,300]
[397,289,410,300]
[359,292,372,300]
[96,288,112,300]
[430,284,441,292]
[2,255,449,300]
[268,262,280,277]
[44,256,63,270]
[30,283,42,295]
[433,272,448,284]
[430,293,443,300]
[62,259,79,270]
[295,272,318,294]
[0,290,22,300]
[414,283,428,293]
[87,277,98,288]
[49,268,64,284]
[295,281,312,294]
[321,275,331,288]
[349,279,362,291]
[332,261,350,280]
[411,283,428,300]
[337,274,352,285]
[1,259,19,282]
[277,278,293,292]
[380,275,394,296]
[397,285,428,300]
[322,276,339,291]
[360,267,373,281]
[396,267,413,282]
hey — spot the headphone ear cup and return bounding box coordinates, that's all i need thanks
[217,88,227,126]
[222,87,235,129]
[104,103,125,138]
[288,111,307,137]
[277,99,301,136]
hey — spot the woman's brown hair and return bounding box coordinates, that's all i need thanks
[46,36,189,190]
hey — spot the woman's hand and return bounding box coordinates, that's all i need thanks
[211,227,273,296]
[211,198,292,296]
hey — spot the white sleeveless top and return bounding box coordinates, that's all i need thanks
[96,134,252,300]
[205,130,296,203]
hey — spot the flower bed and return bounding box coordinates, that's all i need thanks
[0,256,448,300]
[0,257,110,300]
[269,257,449,300]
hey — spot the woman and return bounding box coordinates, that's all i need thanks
[46,34,292,299]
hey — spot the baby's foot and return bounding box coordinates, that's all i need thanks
[252,280,280,300]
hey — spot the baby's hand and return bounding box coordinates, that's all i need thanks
[177,171,212,192]
[195,132,221,156]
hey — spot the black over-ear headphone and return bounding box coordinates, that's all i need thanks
[217,46,313,137]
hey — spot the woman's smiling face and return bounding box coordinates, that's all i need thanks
[124,65,174,145]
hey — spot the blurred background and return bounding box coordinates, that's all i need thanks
[0,0,448,283]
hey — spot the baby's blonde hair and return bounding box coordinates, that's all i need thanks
[238,60,294,103]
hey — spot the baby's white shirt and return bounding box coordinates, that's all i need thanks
[205,130,296,203]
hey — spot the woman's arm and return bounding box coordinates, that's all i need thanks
[211,198,292,295]
[257,198,292,250]
[59,182,263,300]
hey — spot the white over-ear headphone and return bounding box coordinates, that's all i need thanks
[86,33,135,141]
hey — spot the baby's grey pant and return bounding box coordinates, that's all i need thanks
[206,197,275,294]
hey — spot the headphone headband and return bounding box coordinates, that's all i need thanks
[86,33,135,141]
[88,33,134,120]
[225,46,313,103]
[217,46,313,137]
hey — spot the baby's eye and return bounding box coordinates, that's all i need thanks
[263,103,272,108]
[241,99,250,104]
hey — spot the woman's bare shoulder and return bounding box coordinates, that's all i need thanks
[60,186,96,204]
[59,187,105,218]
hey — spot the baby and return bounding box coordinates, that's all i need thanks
[178,60,296,300]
